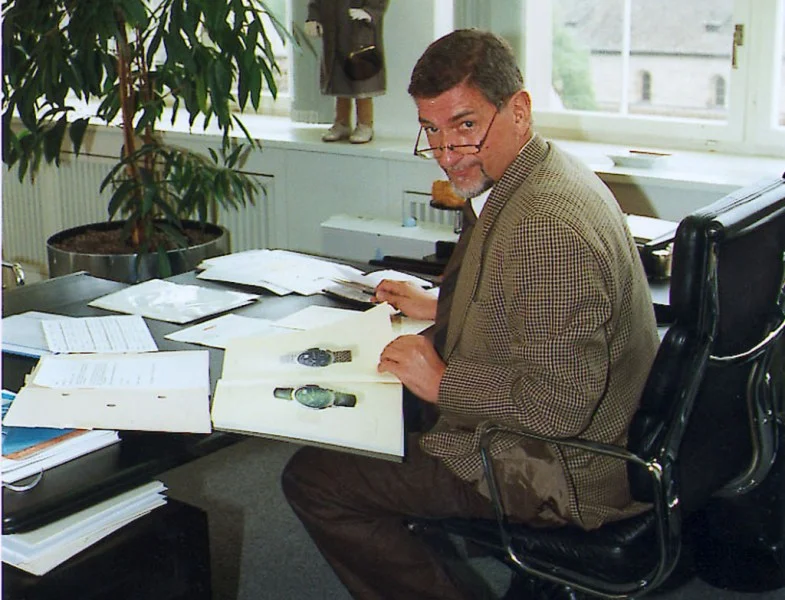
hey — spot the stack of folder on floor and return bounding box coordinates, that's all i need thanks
[2,481,167,575]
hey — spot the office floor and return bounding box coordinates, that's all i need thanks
[159,438,785,600]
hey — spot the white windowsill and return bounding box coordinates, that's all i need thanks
[74,109,785,192]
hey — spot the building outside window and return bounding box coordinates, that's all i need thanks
[520,0,784,155]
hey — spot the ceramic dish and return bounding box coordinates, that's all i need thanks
[607,150,671,169]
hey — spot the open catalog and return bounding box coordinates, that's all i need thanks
[212,303,404,461]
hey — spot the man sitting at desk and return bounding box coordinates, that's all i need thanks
[282,29,659,599]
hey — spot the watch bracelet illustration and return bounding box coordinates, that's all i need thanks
[280,347,353,366]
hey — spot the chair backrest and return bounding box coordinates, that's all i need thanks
[628,175,785,514]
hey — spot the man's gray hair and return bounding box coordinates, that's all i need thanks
[408,29,524,108]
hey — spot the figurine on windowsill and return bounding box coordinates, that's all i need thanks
[305,0,389,144]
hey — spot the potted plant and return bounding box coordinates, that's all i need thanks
[2,0,292,282]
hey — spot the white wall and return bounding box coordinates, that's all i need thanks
[290,0,450,138]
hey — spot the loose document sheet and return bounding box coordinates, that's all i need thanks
[164,313,295,349]
[42,315,157,353]
[88,278,259,324]
[1,311,75,358]
[3,351,212,433]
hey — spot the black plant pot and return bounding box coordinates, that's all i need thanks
[47,220,231,284]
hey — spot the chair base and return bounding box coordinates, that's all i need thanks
[691,425,785,593]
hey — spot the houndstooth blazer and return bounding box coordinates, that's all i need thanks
[420,134,659,530]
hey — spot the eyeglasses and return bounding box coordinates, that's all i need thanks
[413,110,498,160]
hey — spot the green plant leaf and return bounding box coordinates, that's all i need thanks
[43,116,68,165]
[68,118,90,156]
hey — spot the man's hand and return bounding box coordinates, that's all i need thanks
[373,280,437,321]
[348,8,372,21]
[304,21,323,37]
[378,335,445,403]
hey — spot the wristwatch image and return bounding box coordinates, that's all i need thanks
[273,385,357,409]
[282,347,353,367]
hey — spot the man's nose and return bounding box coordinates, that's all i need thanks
[436,146,463,169]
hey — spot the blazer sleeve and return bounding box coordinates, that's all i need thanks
[438,217,614,438]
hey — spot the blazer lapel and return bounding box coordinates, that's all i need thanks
[442,135,550,359]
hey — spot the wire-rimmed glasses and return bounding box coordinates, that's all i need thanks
[413,110,498,159]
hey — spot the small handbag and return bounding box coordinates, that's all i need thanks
[343,20,383,81]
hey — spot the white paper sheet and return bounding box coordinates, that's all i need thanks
[165,314,294,348]
[42,315,157,353]
[88,279,259,324]
[30,351,207,389]
[221,303,399,383]
[1,311,75,357]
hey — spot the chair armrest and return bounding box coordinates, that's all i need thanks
[2,261,26,287]
[476,424,679,598]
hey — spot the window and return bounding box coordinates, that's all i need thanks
[516,0,785,156]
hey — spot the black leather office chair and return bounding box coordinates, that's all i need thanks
[408,174,785,599]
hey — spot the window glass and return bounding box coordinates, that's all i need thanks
[262,0,291,97]
[551,0,735,121]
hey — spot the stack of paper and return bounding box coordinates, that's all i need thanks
[625,214,678,246]
[2,351,212,433]
[211,303,405,460]
[197,249,367,295]
[196,249,434,297]
[2,390,120,485]
[2,480,168,575]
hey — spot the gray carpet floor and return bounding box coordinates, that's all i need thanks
[160,438,785,600]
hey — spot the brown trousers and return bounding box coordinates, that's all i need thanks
[281,433,496,600]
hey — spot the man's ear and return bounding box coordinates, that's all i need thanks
[509,90,532,126]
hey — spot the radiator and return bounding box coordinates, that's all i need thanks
[2,157,272,274]
[2,157,114,273]
[404,191,459,228]
[214,174,274,253]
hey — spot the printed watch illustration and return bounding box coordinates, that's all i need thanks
[273,385,357,409]
[282,347,353,367]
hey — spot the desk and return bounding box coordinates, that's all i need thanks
[2,270,366,598]
[2,268,672,596]
[2,270,363,534]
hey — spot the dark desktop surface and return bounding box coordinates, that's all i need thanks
[1,268,373,534]
[1,272,240,534]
